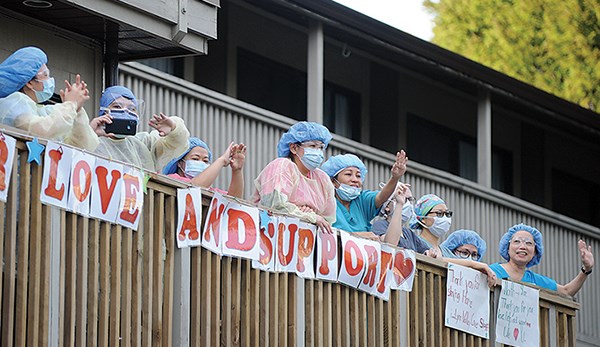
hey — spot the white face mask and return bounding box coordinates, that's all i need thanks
[428,216,452,238]
[401,202,414,223]
[183,160,209,178]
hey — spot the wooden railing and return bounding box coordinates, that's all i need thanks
[0,131,579,346]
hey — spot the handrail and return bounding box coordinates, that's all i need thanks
[0,129,580,346]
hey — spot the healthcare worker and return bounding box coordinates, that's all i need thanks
[320,152,407,240]
[441,229,487,261]
[0,46,98,150]
[162,137,246,198]
[409,193,455,257]
[90,85,189,172]
[252,121,335,233]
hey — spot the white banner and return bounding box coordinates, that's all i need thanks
[495,280,539,347]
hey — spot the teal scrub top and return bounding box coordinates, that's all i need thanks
[332,190,379,232]
[490,263,558,291]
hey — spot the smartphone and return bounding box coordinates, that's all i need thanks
[104,109,138,136]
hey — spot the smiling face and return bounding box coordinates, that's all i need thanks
[334,167,362,189]
[507,230,536,266]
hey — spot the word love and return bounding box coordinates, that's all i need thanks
[40,141,144,230]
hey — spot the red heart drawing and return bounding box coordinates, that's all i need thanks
[513,328,519,340]
[392,251,415,286]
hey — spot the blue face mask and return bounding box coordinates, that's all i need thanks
[336,183,361,201]
[34,77,55,103]
[299,147,324,171]
[184,160,209,178]
[401,202,414,223]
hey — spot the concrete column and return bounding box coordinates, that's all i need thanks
[307,20,324,123]
[477,89,492,188]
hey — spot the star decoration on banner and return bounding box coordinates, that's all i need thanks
[143,174,151,194]
[26,137,45,165]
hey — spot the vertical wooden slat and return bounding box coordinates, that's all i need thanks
[259,270,270,347]
[288,275,297,347]
[121,223,133,347]
[109,225,122,345]
[131,214,143,347]
[98,222,111,347]
[15,154,31,347]
[231,258,242,346]
[269,272,279,346]
[278,271,289,347]
[305,280,314,346]
[87,220,100,345]
[141,189,154,346]
[152,193,165,345]
[332,283,342,347]
[75,216,89,347]
[191,246,202,345]
[26,160,43,346]
[249,265,261,346]
[63,214,78,347]
[162,194,176,347]
[38,204,51,346]
[222,257,233,346]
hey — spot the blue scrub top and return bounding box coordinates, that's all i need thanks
[332,190,379,232]
[490,263,558,291]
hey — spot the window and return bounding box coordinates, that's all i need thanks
[138,58,184,78]
[407,114,513,193]
[324,82,361,141]
[237,49,306,121]
[552,169,600,227]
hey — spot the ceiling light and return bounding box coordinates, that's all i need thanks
[22,0,53,9]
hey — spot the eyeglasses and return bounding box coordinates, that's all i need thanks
[454,249,479,260]
[427,210,453,218]
[405,196,416,204]
[510,237,535,247]
[299,141,325,150]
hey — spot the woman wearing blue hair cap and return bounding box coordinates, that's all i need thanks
[490,223,595,296]
[0,46,98,150]
[320,151,407,240]
[162,137,247,198]
[441,229,487,261]
[90,85,190,171]
[252,122,336,233]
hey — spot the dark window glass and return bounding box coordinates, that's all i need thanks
[552,169,600,227]
[237,49,306,121]
[138,58,184,78]
[324,82,361,141]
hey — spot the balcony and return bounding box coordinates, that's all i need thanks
[0,119,582,346]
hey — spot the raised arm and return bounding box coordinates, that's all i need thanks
[557,240,594,296]
[375,150,407,208]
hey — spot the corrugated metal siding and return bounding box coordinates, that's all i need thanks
[120,62,600,345]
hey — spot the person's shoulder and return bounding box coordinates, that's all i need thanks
[489,263,507,276]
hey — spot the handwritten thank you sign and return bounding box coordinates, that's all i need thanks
[495,280,539,346]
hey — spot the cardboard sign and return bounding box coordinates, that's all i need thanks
[202,192,228,254]
[252,211,278,271]
[315,229,338,282]
[295,221,317,279]
[176,188,203,248]
[389,249,416,291]
[374,244,395,301]
[0,133,17,202]
[276,217,299,272]
[116,166,144,230]
[357,239,381,295]
[222,201,260,260]
[40,141,73,209]
[67,150,96,216]
[338,231,367,288]
[89,158,123,223]
[444,263,490,339]
[495,280,539,347]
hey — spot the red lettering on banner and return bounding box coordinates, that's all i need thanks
[203,199,226,244]
[296,228,315,272]
[362,245,379,287]
[277,222,298,266]
[225,208,257,251]
[377,249,394,294]
[344,240,364,277]
[318,232,337,276]
[119,173,140,223]
[0,139,8,191]
[72,160,92,202]
[95,166,122,214]
[258,220,275,265]
[179,193,199,241]
[43,148,65,200]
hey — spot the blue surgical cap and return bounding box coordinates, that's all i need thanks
[277,122,332,157]
[321,154,368,182]
[162,137,213,174]
[0,46,47,98]
[440,229,486,261]
[409,194,446,230]
[98,85,138,115]
[498,223,543,268]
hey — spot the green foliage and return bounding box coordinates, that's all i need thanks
[424,0,600,110]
